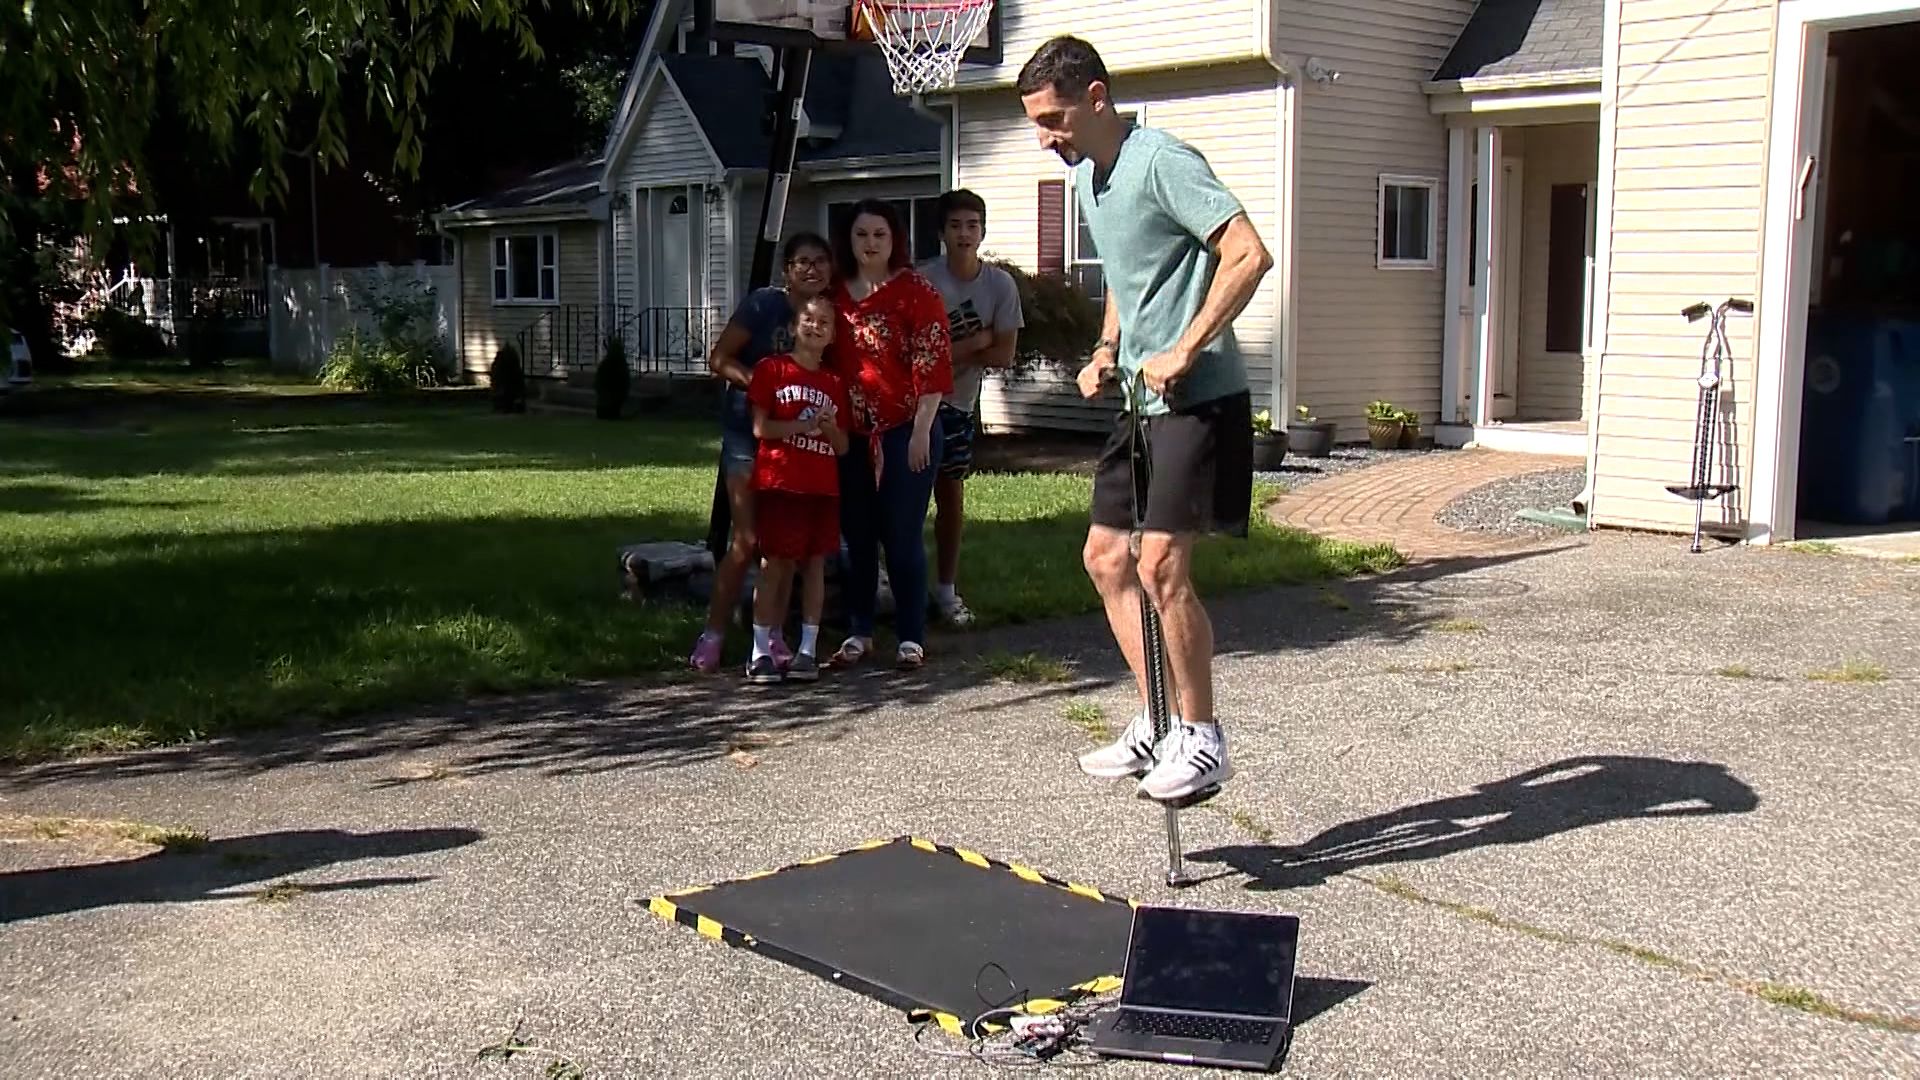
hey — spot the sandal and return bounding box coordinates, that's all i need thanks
[827,636,871,669]
[897,642,925,670]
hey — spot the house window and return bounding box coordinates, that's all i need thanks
[1378,175,1438,269]
[492,232,558,303]
[826,198,943,263]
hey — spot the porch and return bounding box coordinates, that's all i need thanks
[1423,0,1605,460]
[1432,116,1601,459]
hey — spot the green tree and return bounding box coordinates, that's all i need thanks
[0,0,645,358]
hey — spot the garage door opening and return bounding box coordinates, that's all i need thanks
[1793,17,1920,552]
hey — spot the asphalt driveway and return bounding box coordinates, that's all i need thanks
[3,530,1917,1077]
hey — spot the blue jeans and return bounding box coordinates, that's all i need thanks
[839,416,944,647]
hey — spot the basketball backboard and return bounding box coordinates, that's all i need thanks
[697,0,1002,71]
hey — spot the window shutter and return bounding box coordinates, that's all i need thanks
[1037,179,1065,276]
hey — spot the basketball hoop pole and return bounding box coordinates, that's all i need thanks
[708,44,815,560]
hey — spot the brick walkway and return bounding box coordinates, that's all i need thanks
[1269,448,1586,561]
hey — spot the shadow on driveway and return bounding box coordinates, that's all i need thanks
[1190,755,1760,890]
[0,826,483,923]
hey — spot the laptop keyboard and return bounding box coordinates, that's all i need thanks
[1114,1010,1276,1045]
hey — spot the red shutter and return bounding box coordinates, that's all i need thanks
[1037,179,1065,277]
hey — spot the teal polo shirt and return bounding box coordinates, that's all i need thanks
[1074,124,1250,415]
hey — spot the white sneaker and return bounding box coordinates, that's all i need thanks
[1078,709,1177,779]
[1139,722,1232,801]
[935,593,974,627]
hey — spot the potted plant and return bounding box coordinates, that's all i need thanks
[1251,408,1289,470]
[1398,408,1423,448]
[1366,400,1405,450]
[595,335,630,420]
[1289,403,1337,458]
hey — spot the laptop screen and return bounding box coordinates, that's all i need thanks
[1124,906,1299,1018]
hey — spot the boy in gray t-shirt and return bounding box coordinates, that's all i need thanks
[916,188,1024,628]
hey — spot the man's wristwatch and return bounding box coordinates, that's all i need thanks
[1092,338,1119,363]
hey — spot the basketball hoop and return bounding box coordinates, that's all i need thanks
[851,0,994,95]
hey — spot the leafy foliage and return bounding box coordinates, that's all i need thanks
[985,260,1103,381]
[491,344,528,413]
[0,0,644,248]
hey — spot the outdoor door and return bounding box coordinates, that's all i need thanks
[658,192,694,310]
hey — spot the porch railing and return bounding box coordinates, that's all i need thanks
[514,304,726,381]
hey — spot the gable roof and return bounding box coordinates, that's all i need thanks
[1433,0,1603,83]
[660,51,940,170]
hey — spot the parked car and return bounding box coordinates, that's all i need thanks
[6,329,30,389]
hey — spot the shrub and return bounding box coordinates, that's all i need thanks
[984,259,1102,381]
[317,330,418,392]
[82,307,172,360]
[490,344,527,413]
[595,334,630,420]
[314,269,450,392]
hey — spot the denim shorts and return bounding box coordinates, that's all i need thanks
[720,425,756,477]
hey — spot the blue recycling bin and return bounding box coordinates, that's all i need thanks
[1797,312,1920,524]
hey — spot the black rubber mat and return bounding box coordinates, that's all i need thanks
[645,837,1134,1031]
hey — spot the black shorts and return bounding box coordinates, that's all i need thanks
[1090,390,1253,538]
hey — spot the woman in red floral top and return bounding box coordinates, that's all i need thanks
[824,199,955,670]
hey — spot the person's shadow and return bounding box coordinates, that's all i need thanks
[1190,755,1759,890]
[1,826,483,923]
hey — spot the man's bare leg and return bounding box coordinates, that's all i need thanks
[1082,524,1150,702]
[1135,531,1211,726]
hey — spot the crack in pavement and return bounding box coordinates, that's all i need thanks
[1205,801,1920,1037]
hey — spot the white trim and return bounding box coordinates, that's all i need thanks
[1494,155,1522,419]
[1423,68,1604,95]
[1376,173,1439,270]
[1274,78,1300,430]
[1428,88,1603,118]
[490,229,560,305]
[1469,128,1498,425]
[1753,0,1920,544]
[1580,0,1622,524]
[1441,128,1470,424]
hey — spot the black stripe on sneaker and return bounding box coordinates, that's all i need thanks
[1192,752,1218,771]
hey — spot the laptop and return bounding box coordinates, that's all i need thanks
[1086,904,1299,1071]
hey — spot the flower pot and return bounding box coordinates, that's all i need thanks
[1289,421,1336,458]
[1399,423,1423,449]
[1252,430,1289,470]
[1367,418,1403,450]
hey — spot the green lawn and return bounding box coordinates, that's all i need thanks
[0,392,1400,760]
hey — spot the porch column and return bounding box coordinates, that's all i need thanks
[1469,125,1501,428]
[1441,127,1470,425]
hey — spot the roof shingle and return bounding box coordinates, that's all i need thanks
[1433,0,1603,82]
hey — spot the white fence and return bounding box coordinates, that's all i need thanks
[266,263,459,373]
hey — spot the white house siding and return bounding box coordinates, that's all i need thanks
[1515,121,1602,419]
[1591,0,1776,534]
[955,64,1281,434]
[456,221,601,379]
[953,0,1267,90]
[1278,0,1477,440]
[609,69,724,323]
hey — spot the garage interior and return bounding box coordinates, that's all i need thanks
[1795,18,1920,549]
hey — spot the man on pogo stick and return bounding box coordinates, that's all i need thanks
[1018,36,1274,803]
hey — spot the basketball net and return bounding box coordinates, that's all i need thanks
[851,0,994,95]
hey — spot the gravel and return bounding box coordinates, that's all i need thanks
[1434,464,1588,536]
[1258,444,1443,491]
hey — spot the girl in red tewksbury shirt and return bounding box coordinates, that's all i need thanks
[745,295,852,684]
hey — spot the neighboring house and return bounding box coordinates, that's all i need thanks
[434,22,942,383]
